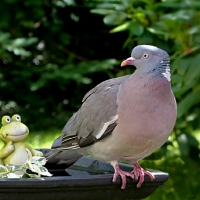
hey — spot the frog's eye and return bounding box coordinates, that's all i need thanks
[12,114,21,122]
[143,53,149,59]
[1,116,11,125]
[15,115,21,121]
[5,117,11,123]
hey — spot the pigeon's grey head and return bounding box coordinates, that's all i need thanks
[121,45,169,72]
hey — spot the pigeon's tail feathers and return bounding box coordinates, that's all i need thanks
[45,149,82,168]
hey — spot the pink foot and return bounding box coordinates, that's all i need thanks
[133,163,155,188]
[111,161,135,189]
[111,161,155,189]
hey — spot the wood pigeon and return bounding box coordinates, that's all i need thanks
[47,45,177,189]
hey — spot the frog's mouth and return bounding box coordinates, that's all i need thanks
[2,132,27,138]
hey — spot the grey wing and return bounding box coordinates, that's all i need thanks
[52,75,130,150]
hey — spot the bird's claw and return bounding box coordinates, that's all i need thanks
[111,161,155,189]
[112,163,135,189]
[133,163,155,188]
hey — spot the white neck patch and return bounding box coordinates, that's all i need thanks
[158,60,171,82]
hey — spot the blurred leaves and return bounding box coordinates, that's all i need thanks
[103,12,127,25]
[29,59,118,91]
[6,37,38,57]
[177,133,199,157]
[0,0,122,129]
[0,32,37,61]
[177,90,200,118]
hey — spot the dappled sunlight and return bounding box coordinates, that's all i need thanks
[26,130,62,149]
[194,129,200,148]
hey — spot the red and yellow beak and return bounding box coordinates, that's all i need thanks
[121,57,136,67]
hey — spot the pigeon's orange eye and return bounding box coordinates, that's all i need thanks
[143,53,148,58]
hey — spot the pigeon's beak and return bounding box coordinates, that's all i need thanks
[121,57,136,67]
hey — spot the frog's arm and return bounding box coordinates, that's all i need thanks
[25,143,43,157]
[0,141,15,159]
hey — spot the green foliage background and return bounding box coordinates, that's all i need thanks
[0,0,200,199]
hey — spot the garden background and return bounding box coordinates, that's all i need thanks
[0,0,200,199]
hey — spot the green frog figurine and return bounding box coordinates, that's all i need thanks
[0,114,43,166]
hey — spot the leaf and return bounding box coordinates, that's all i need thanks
[177,133,190,156]
[6,173,22,178]
[4,37,38,57]
[110,21,131,33]
[95,3,121,10]
[103,12,126,25]
[177,133,199,157]
[31,156,47,166]
[186,133,199,147]
[185,55,200,83]
[22,160,33,172]
[90,9,113,15]
[188,26,200,35]
[177,90,200,118]
[171,74,183,84]
[12,37,38,47]
[6,47,31,56]
[147,27,168,36]
[0,32,10,42]
[22,150,51,178]
[177,57,191,75]
[31,164,42,174]
[172,81,195,96]
[0,165,9,174]
[161,10,193,21]
[26,148,32,161]
[5,164,22,172]
[24,173,40,178]
[22,173,32,178]
[38,166,52,177]
[130,21,144,36]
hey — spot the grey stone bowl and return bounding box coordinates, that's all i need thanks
[0,151,168,200]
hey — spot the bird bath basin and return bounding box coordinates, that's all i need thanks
[0,149,168,200]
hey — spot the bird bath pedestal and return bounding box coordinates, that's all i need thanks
[0,149,168,200]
